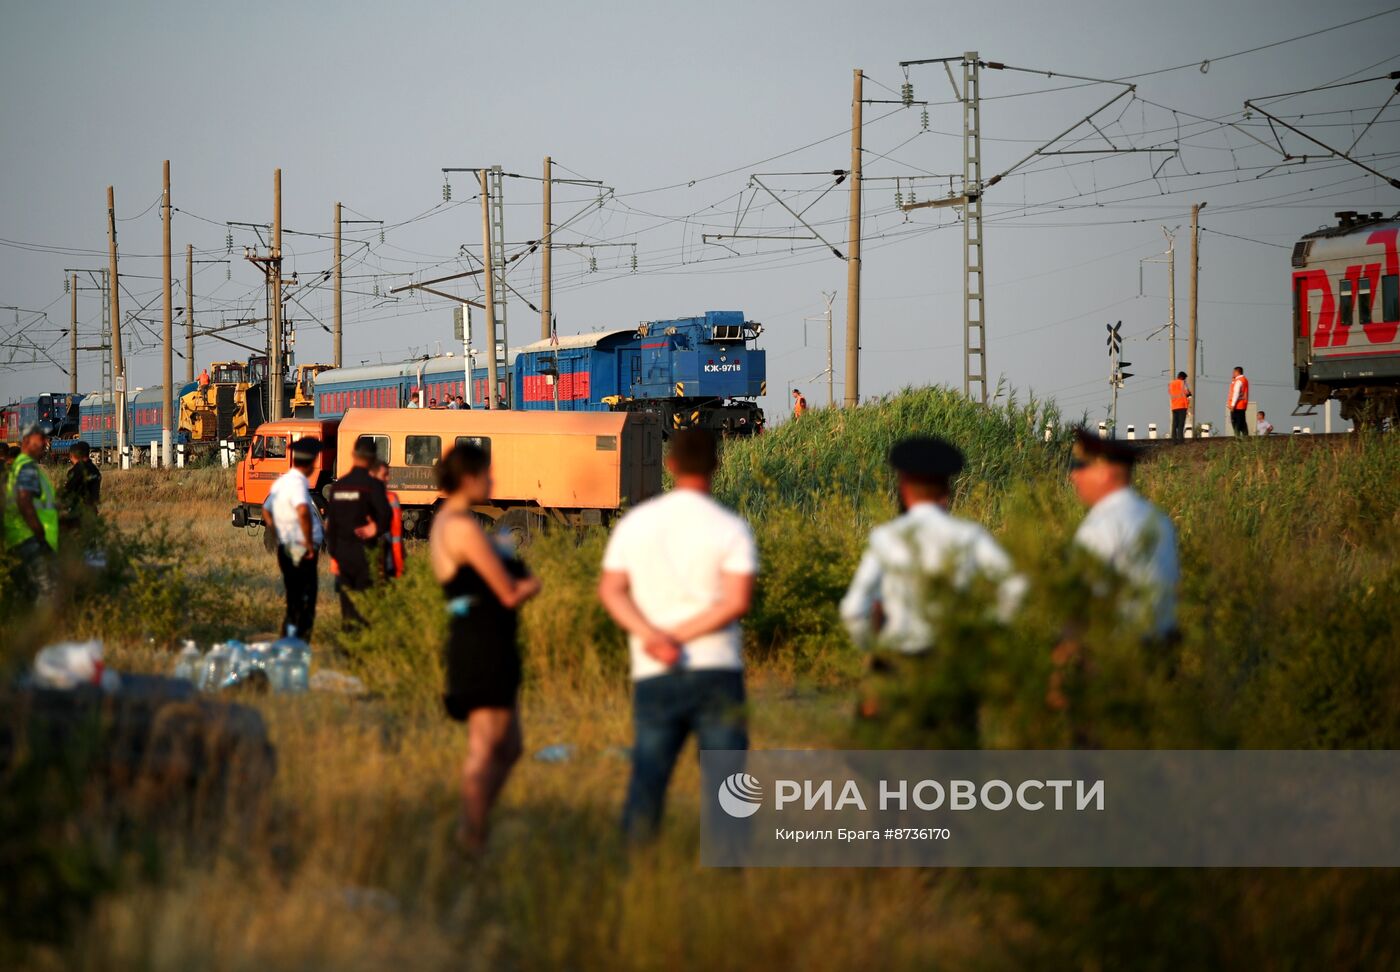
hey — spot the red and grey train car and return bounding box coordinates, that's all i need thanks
[1292,211,1400,422]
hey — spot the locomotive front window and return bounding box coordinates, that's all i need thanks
[1338,278,1353,329]
[405,434,441,466]
[1383,274,1399,324]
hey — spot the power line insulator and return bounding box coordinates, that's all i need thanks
[64,277,70,294]
[379,228,385,244]
[226,265,231,281]
[630,251,637,272]
[442,181,452,202]
[589,256,597,273]
[901,81,914,107]
[920,107,929,131]
[373,280,380,297]
[225,230,234,251]
[894,188,903,208]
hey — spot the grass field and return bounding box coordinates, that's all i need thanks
[3,386,1400,970]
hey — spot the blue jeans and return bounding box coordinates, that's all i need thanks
[622,668,748,838]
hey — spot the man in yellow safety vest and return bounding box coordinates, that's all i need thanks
[4,425,59,596]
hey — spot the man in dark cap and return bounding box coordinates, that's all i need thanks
[325,435,392,628]
[1066,428,1179,639]
[264,437,324,641]
[840,436,1025,659]
[60,440,102,533]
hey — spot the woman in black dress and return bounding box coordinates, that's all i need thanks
[429,443,541,853]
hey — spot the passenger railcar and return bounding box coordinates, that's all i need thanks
[78,386,190,456]
[1292,210,1400,422]
[312,356,508,418]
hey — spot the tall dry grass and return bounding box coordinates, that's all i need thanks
[4,387,1400,970]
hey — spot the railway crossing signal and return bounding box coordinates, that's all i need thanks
[1105,320,1131,436]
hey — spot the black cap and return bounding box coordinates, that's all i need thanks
[1071,427,1136,466]
[290,437,322,461]
[889,436,965,478]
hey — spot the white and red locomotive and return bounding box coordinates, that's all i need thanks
[1292,210,1400,422]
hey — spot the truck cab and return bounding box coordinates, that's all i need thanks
[232,418,339,528]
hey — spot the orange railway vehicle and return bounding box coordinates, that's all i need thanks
[333,408,663,536]
[231,418,340,528]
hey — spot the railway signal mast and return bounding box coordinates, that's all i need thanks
[1107,320,1132,436]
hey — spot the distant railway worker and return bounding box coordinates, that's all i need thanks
[4,426,59,596]
[59,440,102,533]
[1228,366,1251,437]
[792,388,808,419]
[369,459,405,580]
[1256,410,1274,436]
[1167,371,1191,442]
[264,438,324,641]
[430,442,541,854]
[599,429,757,839]
[325,436,392,628]
[839,437,1025,734]
[198,367,210,388]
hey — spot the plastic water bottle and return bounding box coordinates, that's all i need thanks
[285,640,311,693]
[199,642,229,691]
[220,640,249,690]
[173,640,202,684]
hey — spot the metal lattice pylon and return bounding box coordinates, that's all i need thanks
[488,165,510,402]
[962,51,987,405]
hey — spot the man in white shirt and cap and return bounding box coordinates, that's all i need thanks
[1066,428,1179,641]
[263,437,324,641]
[840,436,1025,734]
[1049,429,1181,712]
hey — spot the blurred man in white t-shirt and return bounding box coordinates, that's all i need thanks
[599,429,757,838]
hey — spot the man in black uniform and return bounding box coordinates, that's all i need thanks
[325,436,392,628]
[60,440,102,533]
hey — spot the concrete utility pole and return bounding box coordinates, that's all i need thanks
[844,68,863,408]
[334,201,343,368]
[1164,227,1177,378]
[106,186,126,461]
[185,244,194,383]
[480,169,499,410]
[541,156,552,342]
[161,160,174,467]
[69,274,78,395]
[271,169,284,420]
[1187,202,1204,429]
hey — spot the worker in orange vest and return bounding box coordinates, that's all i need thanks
[198,367,211,388]
[370,459,406,579]
[1227,366,1250,438]
[792,388,808,419]
[1167,371,1191,442]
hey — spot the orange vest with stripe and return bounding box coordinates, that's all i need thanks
[1168,379,1189,411]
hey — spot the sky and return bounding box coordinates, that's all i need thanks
[2,0,1398,431]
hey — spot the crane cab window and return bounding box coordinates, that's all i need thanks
[253,435,287,460]
[355,435,390,464]
[405,434,442,466]
[455,435,491,458]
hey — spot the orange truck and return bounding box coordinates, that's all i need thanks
[231,418,339,529]
[233,409,663,537]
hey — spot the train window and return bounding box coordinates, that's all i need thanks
[1338,278,1353,329]
[1384,275,1398,323]
[454,436,491,458]
[355,434,389,463]
[405,434,441,466]
[1358,278,1372,325]
[252,435,287,460]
